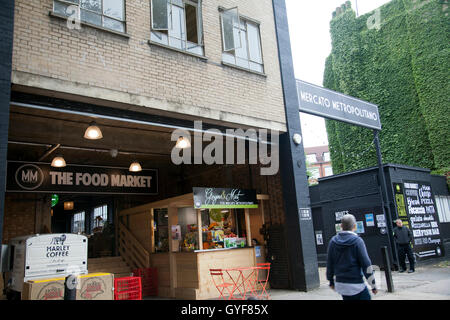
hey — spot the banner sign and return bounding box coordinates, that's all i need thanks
[193,188,258,209]
[400,181,443,258]
[296,80,382,130]
[6,161,158,195]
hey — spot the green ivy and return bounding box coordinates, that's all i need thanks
[324,0,449,175]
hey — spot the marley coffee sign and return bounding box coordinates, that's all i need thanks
[395,181,443,259]
[7,161,158,195]
[193,188,258,209]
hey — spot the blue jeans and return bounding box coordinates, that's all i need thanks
[342,287,371,300]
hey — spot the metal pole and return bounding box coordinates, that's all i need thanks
[373,130,398,269]
[381,246,394,292]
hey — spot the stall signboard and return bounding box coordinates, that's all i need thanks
[193,188,258,209]
[296,80,381,130]
[398,181,443,258]
[6,161,158,195]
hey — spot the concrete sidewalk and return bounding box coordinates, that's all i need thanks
[269,260,450,300]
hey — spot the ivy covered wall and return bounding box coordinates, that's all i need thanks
[324,0,449,175]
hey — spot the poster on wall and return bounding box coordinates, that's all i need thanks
[398,181,443,259]
[315,231,324,245]
[334,207,383,235]
[365,213,375,227]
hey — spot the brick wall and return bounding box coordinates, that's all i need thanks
[12,0,286,131]
[2,193,51,244]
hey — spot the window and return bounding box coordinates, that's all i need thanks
[53,0,126,33]
[309,168,320,179]
[93,204,108,228]
[221,8,264,73]
[72,211,85,233]
[324,166,333,177]
[306,154,317,164]
[323,152,331,162]
[436,195,450,223]
[150,0,204,56]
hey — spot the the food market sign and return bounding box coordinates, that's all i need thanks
[296,80,382,130]
[193,188,258,209]
[7,161,158,195]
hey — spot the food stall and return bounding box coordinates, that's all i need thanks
[118,188,269,300]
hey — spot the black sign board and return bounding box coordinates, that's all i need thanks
[401,181,443,258]
[296,80,382,130]
[193,188,258,209]
[6,161,158,195]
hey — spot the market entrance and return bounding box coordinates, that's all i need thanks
[2,95,284,299]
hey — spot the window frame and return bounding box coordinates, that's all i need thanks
[72,211,86,234]
[219,8,265,74]
[435,195,450,223]
[53,0,127,34]
[306,154,317,164]
[93,204,108,227]
[150,0,205,56]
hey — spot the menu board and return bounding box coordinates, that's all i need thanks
[401,181,443,258]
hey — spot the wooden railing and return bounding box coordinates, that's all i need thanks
[118,222,150,270]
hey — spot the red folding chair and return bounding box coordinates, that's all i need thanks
[210,269,235,300]
[255,263,271,300]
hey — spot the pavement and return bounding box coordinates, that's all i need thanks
[269,259,450,300]
[1,257,448,301]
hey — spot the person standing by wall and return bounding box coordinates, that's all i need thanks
[393,219,415,273]
[327,214,378,300]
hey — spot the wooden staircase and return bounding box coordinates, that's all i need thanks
[87,256,133,278]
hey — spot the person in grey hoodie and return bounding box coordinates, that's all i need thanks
[327,214,378,300]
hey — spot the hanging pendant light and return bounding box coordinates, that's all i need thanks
[51,155,66,168]
[175,136,191,149]
[84,121,103,140]
[129,161,142,172]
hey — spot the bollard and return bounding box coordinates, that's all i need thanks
[381,246,394,293]
[64,274,78,300]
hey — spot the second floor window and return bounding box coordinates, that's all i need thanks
[221,8,264,73]
[150,0,204,56]
[53,0,126,33]
[306,154,317,164]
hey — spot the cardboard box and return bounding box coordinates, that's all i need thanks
[22,277,65,300]
[76,273,114,300]
[22,273,114,300]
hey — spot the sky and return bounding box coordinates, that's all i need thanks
[285,0,392,148]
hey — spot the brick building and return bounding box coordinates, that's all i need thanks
[0,0,320,297]
[304,145,333,184]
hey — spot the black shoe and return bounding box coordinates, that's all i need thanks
[408,269,415,273]
[399,269,406,273]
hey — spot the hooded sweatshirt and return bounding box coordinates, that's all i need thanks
[327,231,375,287]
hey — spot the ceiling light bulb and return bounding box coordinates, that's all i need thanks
[84,122,103,140]
[175,137,191,149]
[129,161,142,172]
[51,156,66,168]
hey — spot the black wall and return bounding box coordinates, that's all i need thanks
[311,164,448,267]
[0,1,15,251]
[310,168,392,267]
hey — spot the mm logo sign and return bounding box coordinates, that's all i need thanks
[15,164,44,190]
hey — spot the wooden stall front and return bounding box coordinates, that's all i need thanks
[119,192,268,300]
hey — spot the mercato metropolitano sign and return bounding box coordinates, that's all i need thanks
[296,80,382,130]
